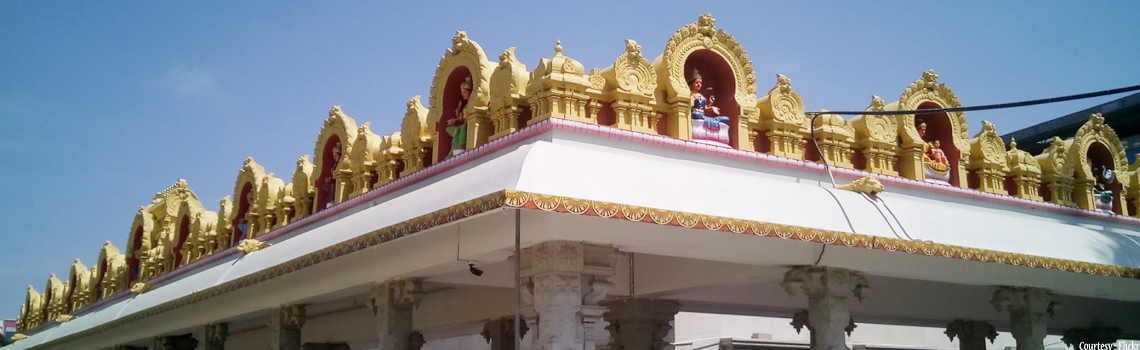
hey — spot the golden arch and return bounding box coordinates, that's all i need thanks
[655,13,759,149]
[231,157,267,245]
[313,106,358,209]
[96,241,128,298]
[65,259,93,312]
[43,274,66,323]
[426,31,495,162]
[894,70,971,186]
[1068,113,1131,214]
[173,194,213,266]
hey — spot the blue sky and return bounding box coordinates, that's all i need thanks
[2,1,1139,319]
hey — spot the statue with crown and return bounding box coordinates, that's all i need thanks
[446,77,472,157]
[689,69,731,146]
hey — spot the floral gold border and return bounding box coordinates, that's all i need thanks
[26,189,1140,348]
[502,190,1140,279]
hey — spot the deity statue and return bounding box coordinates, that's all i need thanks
[446,77,471,157]
[235,190,254,240]
[1093,164,1116,211]
[689,69,729,130]
[320,142,342,209]
[916,119,950,182]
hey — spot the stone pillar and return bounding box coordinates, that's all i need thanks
[945,319,997,350]
[483,317,529,350]
[991,287,1057,350]
[370,279,421,350]
[519,241,618,350]
[781,267,871,350]
[202,323,229,350]
[790,310,857,349]
[270,305,306,350]
[151,334,199,350]
[602,298,680,350]
[1062,327,1122,349]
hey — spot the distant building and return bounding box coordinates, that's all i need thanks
[2,319,14,339]
[1003,92,1140,161]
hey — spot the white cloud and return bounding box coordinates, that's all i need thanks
[164,65,224,100]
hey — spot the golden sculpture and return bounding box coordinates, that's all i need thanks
[238,239,267,255]
[837,177,886,199]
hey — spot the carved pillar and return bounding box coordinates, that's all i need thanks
[1073,180,1097,211]
[483,317,529,350]
[781,267,871,350]
[271,305,306,350]
[991,287,1056,350]
[467,109,492,150]
[202,323,229,350]
[520,241,618,350]
[371,279,421,350]
[945,319,996,350]
[899,146,926,182]
[333,170,353,204]
[666,102,690,141]
[859,142,899,176]
[1062,327,1122,349]
[601,298,680,350]
[151,334,199,350]
[1045,180,1075,206]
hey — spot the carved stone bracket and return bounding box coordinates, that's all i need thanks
[602,298,681,350]
[945,319,997,350]
[483,317,529,350]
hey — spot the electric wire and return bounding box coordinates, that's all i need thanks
[804,84,1140,116]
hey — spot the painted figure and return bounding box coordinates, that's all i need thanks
[321,142,342,209]
[446,77,471,157]
[1093,164,1116,209]
[926,140,949,167]
[235,190,254,240]
[689,70,729,130]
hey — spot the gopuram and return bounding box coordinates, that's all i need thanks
[8,14,1140,350]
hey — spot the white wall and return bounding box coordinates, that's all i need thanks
[672,312,1066,350]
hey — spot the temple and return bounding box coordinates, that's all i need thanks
[7,14,1140,350]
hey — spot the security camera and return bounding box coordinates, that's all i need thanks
[468,262,484,276]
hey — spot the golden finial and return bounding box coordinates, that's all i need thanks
[1010,137,1018,150]
[555,40,563,55]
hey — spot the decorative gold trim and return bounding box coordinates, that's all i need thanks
[501,190,1140,279]
[54,314,75,323]
[130,282,149,294]
[11,333,27,341]
[237,239,267,255]
[25,190,1139,346]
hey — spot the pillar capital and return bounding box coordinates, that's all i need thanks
[518,241,619,350]
[602,298,681,350]
[371,279,420,350]
[370,278,422,312]
[482,317,528,350]
[271,304,306,350]
[151,334,199,350]
[945,319,996,350]
[782,267,869,350]
[202,323,229,350]
[781,266,871,302]
[991,287,1056,350]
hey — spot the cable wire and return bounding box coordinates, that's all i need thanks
[804,84,1140,116]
